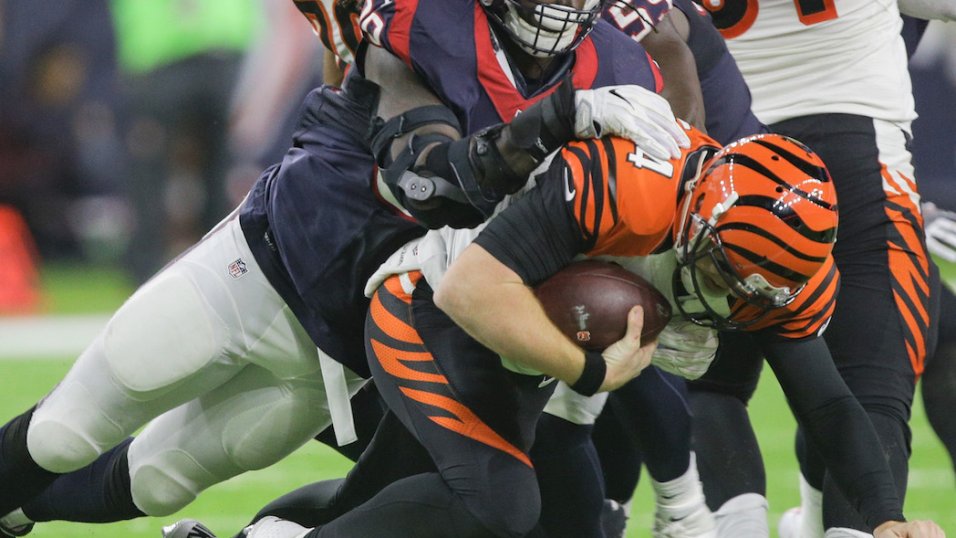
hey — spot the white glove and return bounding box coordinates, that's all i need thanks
[574,84,690,161]
[242,516,311,538]
[651,320,719,380]
[924,201,956,263]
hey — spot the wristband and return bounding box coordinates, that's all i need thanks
[570,350,607,396]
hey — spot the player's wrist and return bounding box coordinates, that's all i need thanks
[569,350,606,396]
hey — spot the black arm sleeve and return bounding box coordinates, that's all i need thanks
[757,335,905,527]
[473,163,585,286]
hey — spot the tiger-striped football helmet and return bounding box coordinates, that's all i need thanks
[672,133,838,329]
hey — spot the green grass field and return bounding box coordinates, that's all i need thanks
[1,262,954,537]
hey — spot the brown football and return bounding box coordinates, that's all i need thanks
[534,260,672,351]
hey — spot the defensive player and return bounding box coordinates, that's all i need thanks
[239,126,944,538]
[0,0,688,535]
[694,1,936,536]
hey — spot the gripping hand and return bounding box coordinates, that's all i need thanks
[574,85,690,161]
[651,320,718,380]
[600,306,658,391]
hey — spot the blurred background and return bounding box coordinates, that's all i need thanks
[0,0,323,308]
[0,1,953,536]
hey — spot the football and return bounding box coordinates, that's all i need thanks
[534,260,672,351]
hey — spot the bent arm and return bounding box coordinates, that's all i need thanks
[363,45,575,227]
[435,244,589,385]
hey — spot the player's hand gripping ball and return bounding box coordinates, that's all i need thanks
[534,260,671,351]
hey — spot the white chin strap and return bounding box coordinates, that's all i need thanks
[501,0,598,57]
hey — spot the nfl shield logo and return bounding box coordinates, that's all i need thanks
[228,259,248,279]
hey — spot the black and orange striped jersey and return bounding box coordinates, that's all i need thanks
[474,127,840,341]
[294,0,363,66]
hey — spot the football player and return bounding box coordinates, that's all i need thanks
[240,128,943,538]
[694,1,937,536]
[535,1,769,536]
[163,2,760,537]
[0,0,688,536]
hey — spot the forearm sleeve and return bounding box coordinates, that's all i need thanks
[759,336,905,527]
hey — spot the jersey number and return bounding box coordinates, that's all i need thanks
[702,0,838,39]
[627,146,675,178]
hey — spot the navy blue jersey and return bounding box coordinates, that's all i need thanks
[239,2,669,376]
[358,0,663,133]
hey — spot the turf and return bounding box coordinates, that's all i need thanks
[1,360,953,537]
[1,261,953,537]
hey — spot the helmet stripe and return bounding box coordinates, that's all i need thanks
[722,242,813,283]
[751,137,832,186]
[730,194,838,244]
[716,222,830,263]
[727,154,837,211]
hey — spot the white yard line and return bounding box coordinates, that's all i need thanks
[0,314,109,359]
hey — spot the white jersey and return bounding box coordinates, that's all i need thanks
[720,0,916,129]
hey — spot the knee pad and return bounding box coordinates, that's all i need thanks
[714,493,768,538]
[104,271,227,396]
[27,413,105,474]
[129,453,202,516]
[221,388,328,471]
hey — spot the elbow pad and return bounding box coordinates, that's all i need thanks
[368,81,576,229]
[369,106,485,228]
[405,81,577,220]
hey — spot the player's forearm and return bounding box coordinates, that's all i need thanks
[435,245,586,384]
[763,337,905,526]
[641,12,706,131]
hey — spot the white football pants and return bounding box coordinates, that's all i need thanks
[27,212,366,516]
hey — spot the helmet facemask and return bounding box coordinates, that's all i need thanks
[485,0,605,57]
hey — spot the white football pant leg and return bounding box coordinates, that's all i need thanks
[27,213,334,480]
[26,214,269,473]
[127,360,365,516]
